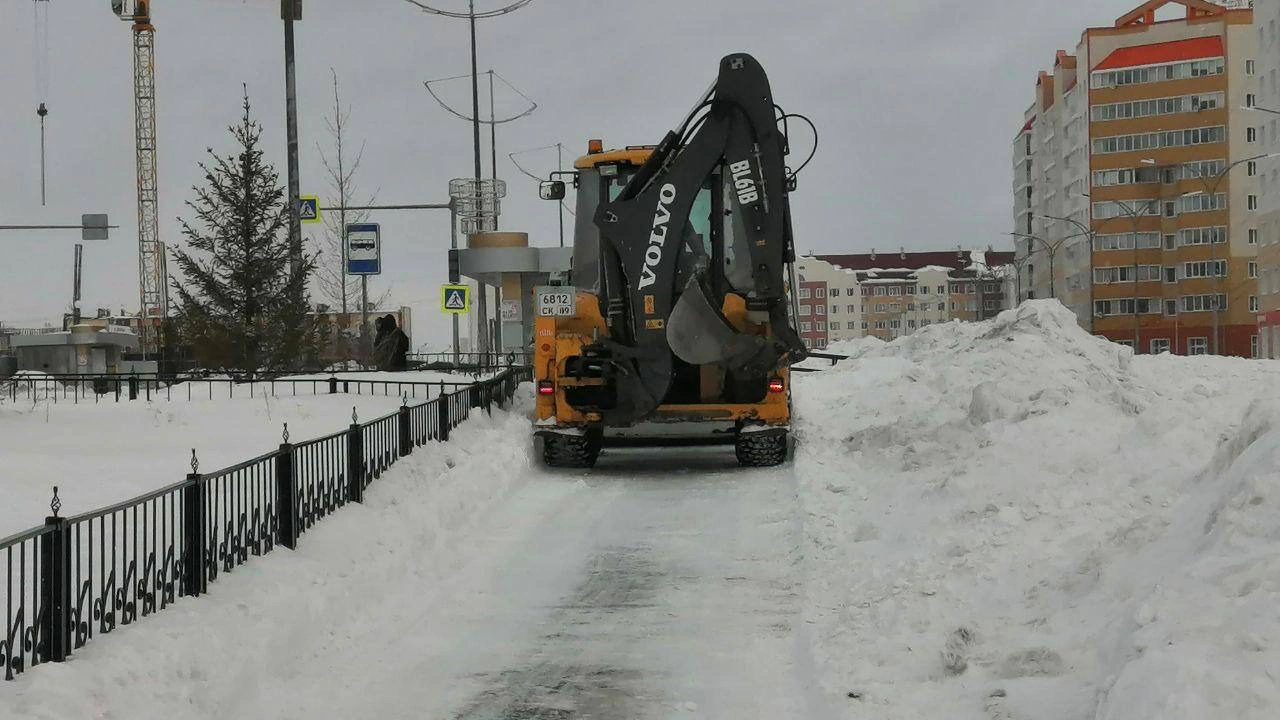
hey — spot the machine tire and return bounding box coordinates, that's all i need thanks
[735,430,788,467]
[541,430,602,468]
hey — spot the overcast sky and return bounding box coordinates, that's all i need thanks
[0,0,1137,343]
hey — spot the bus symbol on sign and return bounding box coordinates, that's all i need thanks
[346,223,381,275]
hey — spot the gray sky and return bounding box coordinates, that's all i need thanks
[0,0,1131,343]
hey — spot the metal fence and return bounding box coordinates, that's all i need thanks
[2,373,491,405]
[0,366,529,682]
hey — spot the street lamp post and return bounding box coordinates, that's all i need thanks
[1177,151,1280,355]
[1009,230,1085,299]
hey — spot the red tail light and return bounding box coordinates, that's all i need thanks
[768,377,785,393]
[537,380,555,396]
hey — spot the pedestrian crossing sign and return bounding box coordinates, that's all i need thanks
[441,284,471,314]
[299,195,321,224]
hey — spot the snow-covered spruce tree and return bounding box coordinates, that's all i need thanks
[170,91,325,374]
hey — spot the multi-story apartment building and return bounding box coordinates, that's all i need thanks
[794,250,1015,347]
[1016,0,1261,357]
[1256,0,1280,358]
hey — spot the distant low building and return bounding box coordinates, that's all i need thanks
[795,249,1016,348]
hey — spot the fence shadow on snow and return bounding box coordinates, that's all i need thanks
[0,367,530,682]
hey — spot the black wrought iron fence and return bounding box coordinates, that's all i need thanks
[0,366,530,683]
[2,373,496,405]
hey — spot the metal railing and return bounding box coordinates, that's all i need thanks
[0,366,530,682]
[2,373,494,405]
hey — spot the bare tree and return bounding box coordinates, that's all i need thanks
[312,69,386,362]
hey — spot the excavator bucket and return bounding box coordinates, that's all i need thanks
[667,277,766,366]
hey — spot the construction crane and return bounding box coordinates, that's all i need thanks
[111,0,167,357]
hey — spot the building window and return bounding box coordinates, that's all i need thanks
[1182,260,1227,279]
[1251,296,1259,313]
[1090,58,1224,89]
[798,288,810,299]
[1252,335,1259,359]
[1248,59,1257,76]
[1164,267,1177,283]
[888,287,902,296]
[1188,337,1208,356]
[816,339,827,349]
[874,287,886,296]
[816,321,826,331]
[861,287,872,296]
[936,302,945,311]
[1178,226,1228,246]
[1164,299,1178,316]
[1250,195,1259,211]
[1250,262,1259,279]
[815,305,825,315]
[815,288,826,299]
[847,305,856,313]
[907,303,916,311]
[847,322,857,330]
[861,321,868,330]
[1249,161,1258,177]
[800,322,811,332]
[1180,294,1227,312]
[875,303,886,312]
[1250,229,1259,245]
[936,285,945,294]
[799,305,811,316]
[1092,125,1226,155]
[1248,93,1257,108]
[1151,338,1170,355]
[830,288,840,297]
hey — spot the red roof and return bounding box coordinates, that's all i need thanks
[1093,36,1223,71]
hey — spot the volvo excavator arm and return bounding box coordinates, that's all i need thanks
[589,53,809,425]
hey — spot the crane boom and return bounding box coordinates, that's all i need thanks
[115,0,167,356]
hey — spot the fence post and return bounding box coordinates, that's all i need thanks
[275,427,299,549]
[398,398,412,456]
[347,408,365,503]
[128,374,139,401]
[483,381,493,415]
[437,394,451,442]
[328,376,338,395]
[183,452,207,597]
[39,488,71,663]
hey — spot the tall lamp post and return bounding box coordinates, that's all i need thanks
[1009,230,1086,299]
[1165,151,1280,355]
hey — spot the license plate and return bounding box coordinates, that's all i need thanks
[535,287,577,317]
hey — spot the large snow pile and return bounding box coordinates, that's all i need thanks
[795,300,1280,720]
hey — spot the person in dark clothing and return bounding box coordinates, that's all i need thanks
[374,314,410,371]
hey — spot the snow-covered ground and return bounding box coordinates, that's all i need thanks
[0,372,476,536]
[796,301,1280,719]
[4,301,1280,720]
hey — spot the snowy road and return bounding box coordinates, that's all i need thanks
[286,446,830,719]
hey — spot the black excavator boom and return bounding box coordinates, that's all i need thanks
[589,53,809,426]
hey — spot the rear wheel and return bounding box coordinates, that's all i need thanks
[735,430,788,467]
[541,430,602,468]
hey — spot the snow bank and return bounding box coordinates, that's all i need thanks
[794,300,1280,719]
[0,401,536,720]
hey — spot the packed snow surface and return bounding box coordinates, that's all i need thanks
[797,300,1280,719]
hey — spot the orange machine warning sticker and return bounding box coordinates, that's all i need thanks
[644,295,656,314]
[645,319,665,330]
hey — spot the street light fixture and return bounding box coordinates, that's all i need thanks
[1010,229,1089,300]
